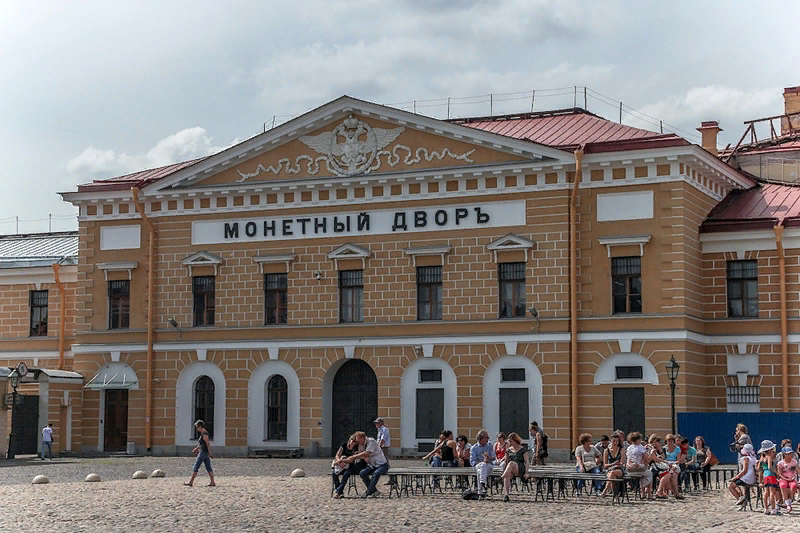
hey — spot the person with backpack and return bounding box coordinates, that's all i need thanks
[529,421,548,466]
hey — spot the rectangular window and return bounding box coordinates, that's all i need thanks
[615,366,644,380]
[193,276,215,327]
[612,257,642,314]
[727,260,758,318]
[339,270,363,323]
[499,262,526,318]
[727,385,760,405]
[419,369,442,383]
[417,266,442,320]
[264,273,288,325]
[108,280,130,330]
[501,368,526,382]
[29,290,48,336]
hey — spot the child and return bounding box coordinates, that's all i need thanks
[728,443,757,504]
[758,440,780,515]
[778,446,798,512]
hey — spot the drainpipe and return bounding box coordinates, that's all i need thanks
[570,146,584,447]
[774,225,789,412]
[51,262,67,371]
[132,187,156,451]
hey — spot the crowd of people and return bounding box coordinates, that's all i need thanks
[727,423,800,516]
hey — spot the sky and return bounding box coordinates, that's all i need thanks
[1,0,798,234]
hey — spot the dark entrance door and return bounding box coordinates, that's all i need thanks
[11,394,39,455]
[104,389,129,452]
[416,388,444,440]
[331,360,377,453]
[613,387,645,437]
[499,388,529,438]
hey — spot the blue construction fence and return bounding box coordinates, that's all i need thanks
[678,412,800,465]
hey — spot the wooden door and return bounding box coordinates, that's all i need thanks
[11,394,39,455]
[104,389,129,452]
[613,387,645,437]
[415,388,444,439]
[499,388,529,438]
[331,360,377,453]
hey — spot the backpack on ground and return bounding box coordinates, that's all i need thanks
[461,487,481,500]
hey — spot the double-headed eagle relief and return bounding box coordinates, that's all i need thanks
[236,115,476,182]
[299,115,404,176]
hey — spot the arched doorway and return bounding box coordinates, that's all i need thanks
[331,359,377,452]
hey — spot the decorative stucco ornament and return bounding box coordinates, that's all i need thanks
[299,115,405,177]
[235,115,475,182]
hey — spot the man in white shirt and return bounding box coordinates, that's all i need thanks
[374,417,391,462]
[344,431,388,498]
[41,423,53,460]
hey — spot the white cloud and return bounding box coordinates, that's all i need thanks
[66,127,240,178]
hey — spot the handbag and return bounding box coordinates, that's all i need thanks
[708,451,719,467]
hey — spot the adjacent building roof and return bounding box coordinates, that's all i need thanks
[76,158,206,193]
[450,108,689,152]
[701,183,800,232]
[0,231,79,268]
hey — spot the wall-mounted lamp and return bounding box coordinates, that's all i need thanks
[168,318,182,340]
[529,306,540,332]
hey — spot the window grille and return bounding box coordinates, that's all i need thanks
[419,369,442,383]
[501,368,526,382]
[727,386,760,405]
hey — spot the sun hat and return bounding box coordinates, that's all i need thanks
[782,446,794,454]
[741,443,755,455]
[758,440,777,454]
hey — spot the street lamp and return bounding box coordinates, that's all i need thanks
[6,369,20,460]
[666,355,680,435]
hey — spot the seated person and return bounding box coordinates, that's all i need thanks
[575,433,603,493]
[494,433,508,467]
[626,432,656,499]
[777,446,798,512]
[470,430,496,495]
[500,432,528,502]
[694,436,714,490]
[331,435,362,498]
[654,434,683,499]
[682,437,698,490]
[728,443,757,505]
[341,431,388,498]
[602,432,626,496]
[455,435,471,467]
[424,431,458,467]
[594,435,610,457]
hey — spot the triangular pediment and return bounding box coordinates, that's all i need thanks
[146,96,570,192]
[182,251,223,266]
[487,233,535,251]
[327,243,371,259]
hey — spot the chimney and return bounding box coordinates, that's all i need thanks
[782,86,800,135]
[697,121,722,156]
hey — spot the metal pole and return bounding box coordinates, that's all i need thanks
[15,216,18,234]
[583,87,587,109]
[619,102,623,124]
[49,214,52,233]
[413,100,416,114]
[6,385,17,459]
[573,86,577,107]
[670,380,676,435]
[447,97,450,120]
[490,93,493,116]
[531,90,535,112]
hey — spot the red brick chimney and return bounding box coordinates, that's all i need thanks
[782,86,800,135]
[697,121,722,156]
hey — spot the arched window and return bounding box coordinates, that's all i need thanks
[266,375,288,441]
[193,375,215,440]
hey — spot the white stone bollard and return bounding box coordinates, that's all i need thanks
[32,475,49,484]
[85,473,101,482]
[132,470,148,479]
[151,469,165,478]
[290,468,305,478]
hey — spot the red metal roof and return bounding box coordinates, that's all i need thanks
[76,158,207,193]
[450,108,688,152]
[701,183,800,232]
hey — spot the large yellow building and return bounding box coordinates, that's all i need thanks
[3,90,791,459]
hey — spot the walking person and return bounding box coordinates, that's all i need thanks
[41,423,53,460]
[185,420,216,487]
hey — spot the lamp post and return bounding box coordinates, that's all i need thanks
[6,370,20,460]
[666,355,680,435]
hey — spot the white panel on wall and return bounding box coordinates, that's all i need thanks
[596,191,654,222]
[100,225,141,250]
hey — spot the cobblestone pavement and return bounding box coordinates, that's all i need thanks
[0,457,796,532]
